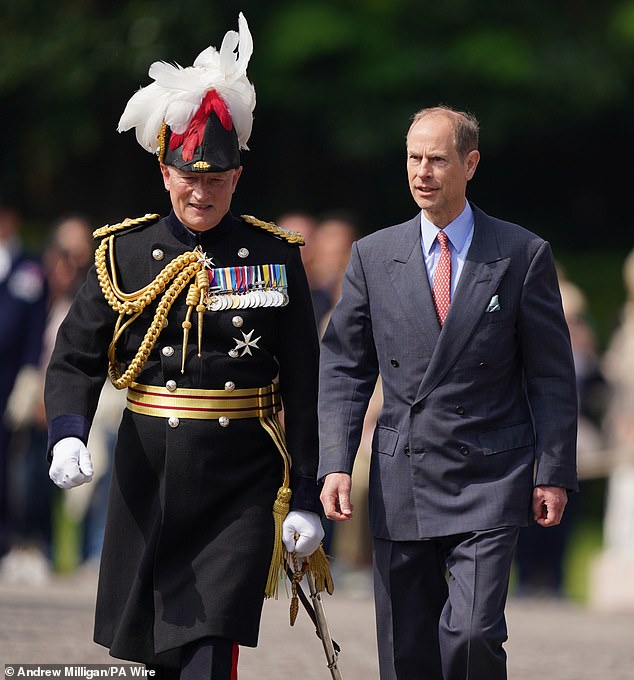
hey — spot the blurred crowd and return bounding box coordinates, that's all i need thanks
[0,197,125,583]
[1,195,634,606]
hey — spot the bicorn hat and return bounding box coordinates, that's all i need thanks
[118,12,255,172]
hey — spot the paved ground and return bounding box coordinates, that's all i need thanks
[1,567,633,679]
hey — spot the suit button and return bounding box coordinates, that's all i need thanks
[168,417,179,428]
[459,444,469,455]
[152,248,165,261]
[224,381,236,392]
[166,380,177,392]
[479,362,488,369]
[390,359,400,368]
[218,416,230,427]
[404,446,410,456]
[455,406,465,415]
[412,403,423,414]
[162,346,175,357]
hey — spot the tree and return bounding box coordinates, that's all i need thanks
[1,0,634,247]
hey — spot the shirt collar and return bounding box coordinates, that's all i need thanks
[420,202,474,255]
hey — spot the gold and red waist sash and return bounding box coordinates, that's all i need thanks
[126,382,281,420]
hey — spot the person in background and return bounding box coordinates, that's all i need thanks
[1,214,97,583]
[599,248,634,581]
[277,212,331,329]
[318,105,578,680]
[515,275,605,597]
[312,212,359,317]
[51,214,95,291]
[44,15,327,679]
[0,196,47,568]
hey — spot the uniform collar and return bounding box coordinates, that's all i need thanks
[166,210,237,248]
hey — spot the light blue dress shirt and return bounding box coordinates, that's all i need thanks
[420,202,475,298]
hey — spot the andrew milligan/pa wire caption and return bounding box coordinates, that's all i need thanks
[4,667,156,680]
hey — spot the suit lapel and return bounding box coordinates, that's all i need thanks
[414,206,510,403]
[385,216,439,355]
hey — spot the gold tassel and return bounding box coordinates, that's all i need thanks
[289,552,307,626]
[264,485,292,598]
[307,544,334,595]
[195,269,209,358]
[197,298,206,358]
[181,283,200,373]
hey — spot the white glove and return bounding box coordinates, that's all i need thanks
[282,510,325,559]
[49,437,94,489]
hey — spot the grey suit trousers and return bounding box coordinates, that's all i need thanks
[373,527,520,680]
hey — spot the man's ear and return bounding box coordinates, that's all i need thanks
[231,166,243,192]
[465,150,480,181]
[159,162,171,190]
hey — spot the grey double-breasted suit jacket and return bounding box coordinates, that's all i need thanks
[318,204,578,540]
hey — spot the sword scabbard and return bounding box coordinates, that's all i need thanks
[306,571,344,680]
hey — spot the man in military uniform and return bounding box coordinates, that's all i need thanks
[45,15,326,679]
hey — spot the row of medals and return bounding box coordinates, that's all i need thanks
[204,287,289,311]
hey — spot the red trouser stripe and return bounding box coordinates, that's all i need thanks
[231,642,239,680]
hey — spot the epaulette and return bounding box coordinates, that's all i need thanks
[92,213,161,240]
[241,214,305,245]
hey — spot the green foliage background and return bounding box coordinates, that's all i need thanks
[1,0,633,241]
[4,0,633,339]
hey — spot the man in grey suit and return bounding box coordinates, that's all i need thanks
[318,106,577,680]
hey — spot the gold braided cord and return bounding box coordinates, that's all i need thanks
[92,213,160,240]
[241,214,305,245]
[157,122,167,164]
[106,259,202,389]
[94,227,204,390]
[95,236,200,314]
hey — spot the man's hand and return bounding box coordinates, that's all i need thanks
[320,472,353,521]
[49,437,94,489]
[532,485,568,527]
[282,510,325,558]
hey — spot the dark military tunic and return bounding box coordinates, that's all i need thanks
[45,211,321,667]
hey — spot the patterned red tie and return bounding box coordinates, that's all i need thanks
[433,230,451,326]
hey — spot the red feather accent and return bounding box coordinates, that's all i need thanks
[169,90,233,162]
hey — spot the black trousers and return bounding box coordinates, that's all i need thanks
[373,527,520,680]
[147,637,236,680]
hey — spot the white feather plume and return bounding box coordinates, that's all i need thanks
[118,12,256,153]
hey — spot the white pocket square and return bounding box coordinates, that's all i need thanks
[486,294,500,313]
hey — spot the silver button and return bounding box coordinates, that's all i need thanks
[163,318,169,328]
[152,248,165,261]
[228,349,239,358]
[168,416,179,428]
[162,346,175,357]
[238,247,249,259]
[218,416,230,427]
[232,316,244,328]
[166,380,177,392]
[224,381,235,392]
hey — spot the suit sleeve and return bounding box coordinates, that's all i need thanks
[518,240,578,491]
[318,242,379,480]
[277,245,322,513]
